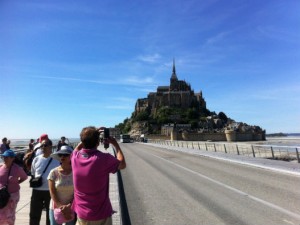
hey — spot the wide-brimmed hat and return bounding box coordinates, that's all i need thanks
[50,145,73,161]
[0,149,16,157]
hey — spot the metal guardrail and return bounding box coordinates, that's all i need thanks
[148,140,300,163]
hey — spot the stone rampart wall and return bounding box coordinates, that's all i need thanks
[181,131,226,141]
[169,130,265,142]
[147,134,170,140]
[225,130,265,142]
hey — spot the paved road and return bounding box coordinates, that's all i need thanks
[120,143,300,225]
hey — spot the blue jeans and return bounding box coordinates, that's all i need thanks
[49,209,76,225]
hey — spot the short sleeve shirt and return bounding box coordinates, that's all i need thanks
[48,167,74,209]
[71,148,120,221]
[0,163,28,193]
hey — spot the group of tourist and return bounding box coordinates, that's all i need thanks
[0,126,126,225]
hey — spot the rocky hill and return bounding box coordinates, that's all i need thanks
[115,61,265,140]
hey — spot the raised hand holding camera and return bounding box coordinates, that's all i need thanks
[99,127,110,149]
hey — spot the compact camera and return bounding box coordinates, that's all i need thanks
[100,127,110,149]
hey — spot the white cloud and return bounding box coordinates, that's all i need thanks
[30,75,109,84]
[30,74,157,87]
[138,54,161,63]
[22,2,94,14]
[256,26,300,43]
[123,76,155,86]
[205,31,231,45]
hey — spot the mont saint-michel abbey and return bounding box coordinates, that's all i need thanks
[132,60,265,142]
[135,61,206,114]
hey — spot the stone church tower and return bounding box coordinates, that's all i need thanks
[135,60,206,115]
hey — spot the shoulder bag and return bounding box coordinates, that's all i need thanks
[30,158,53,188]
[0,165,12,209]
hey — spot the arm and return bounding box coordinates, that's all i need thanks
[31,157,36,177]
[74,142,84,151]
[48,179,63,208]
[17,164,28,183]
[108,137,126,170]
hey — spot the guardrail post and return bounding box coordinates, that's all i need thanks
[214,143,216,152]
[236,144,240,155]
[296,148,300,163]
[271,146,275,159]
[251,145,256,157]
[192,142,194,149]
[198,142,200,150]
[205,143,208,151]
[224,144,227,153]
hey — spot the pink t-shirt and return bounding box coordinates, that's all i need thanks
[71,148,120,221]
[0,163,28,193]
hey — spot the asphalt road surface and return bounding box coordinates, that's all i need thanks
[120,143,300,225]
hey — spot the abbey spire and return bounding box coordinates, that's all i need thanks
[171,58,178,81]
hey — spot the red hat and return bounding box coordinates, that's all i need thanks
[39,134,49,142]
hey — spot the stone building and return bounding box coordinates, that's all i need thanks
[161,123,192,136]
[135,60,207,115]
[131,60,265,142]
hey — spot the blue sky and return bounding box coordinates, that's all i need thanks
[1,0,299,139]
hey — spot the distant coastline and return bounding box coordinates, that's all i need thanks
[1,136,299,165]
[266,133,300,137]
[8,138,80,149]
[6,135,300,149]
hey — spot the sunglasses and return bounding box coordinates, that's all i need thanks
[58,154,70,157]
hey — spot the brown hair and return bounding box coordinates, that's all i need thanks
[80,126,100,149]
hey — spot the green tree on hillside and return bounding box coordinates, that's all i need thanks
[218,111,228,123]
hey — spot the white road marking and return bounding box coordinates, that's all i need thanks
[283,219,296,225]
[145,151,300,221]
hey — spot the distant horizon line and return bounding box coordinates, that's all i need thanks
[6,132,300,140]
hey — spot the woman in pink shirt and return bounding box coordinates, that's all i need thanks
[0,149,28,224]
